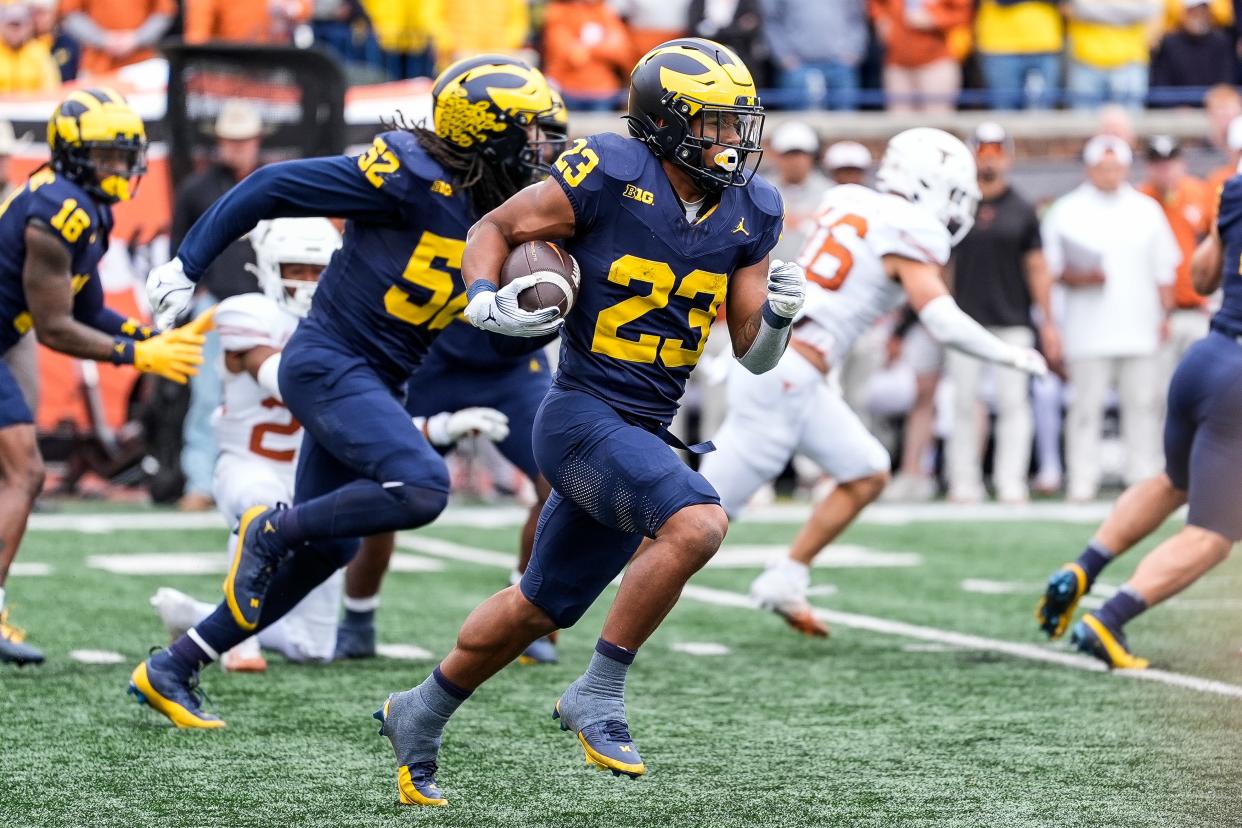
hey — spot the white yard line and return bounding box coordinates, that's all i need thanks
[404,535,1242,700]
[25,499,1138,534]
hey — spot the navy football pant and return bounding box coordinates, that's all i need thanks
[406,351,550,482]
[0,356,33,428]
[1163,330,1242,540]
[519,386,720,628]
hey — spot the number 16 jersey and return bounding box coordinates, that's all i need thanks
[549,133,783,425]
[794,184,950,366]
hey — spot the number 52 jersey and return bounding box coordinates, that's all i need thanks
[549,132,783,424]
[793,183,951,366]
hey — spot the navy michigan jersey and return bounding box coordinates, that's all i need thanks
[1213,176,1242,338]
[0,167,133,355]
[177,130,478,384]
[547,132,782,423]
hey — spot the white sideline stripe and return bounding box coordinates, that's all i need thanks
[670,642,730,656]
[387,553,445,573]
[10,562,51,576]
[69,649,125,664]
[88,552,223,575]
[681,584,1242,699]
[713,545,920,569]
[23,499,1140,534]
[376,643,434,661]
[392,535,1242,699]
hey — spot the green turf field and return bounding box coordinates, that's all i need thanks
[1,508,1240,827]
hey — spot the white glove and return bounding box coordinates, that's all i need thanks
[766,259,805,319]
[1012,347,1049,378]
[423,407,510,447]
[464,276,563,338]
[146,257,195,331]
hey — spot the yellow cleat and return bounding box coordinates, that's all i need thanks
[128,658,225,728]
[1036,563,1088,639]
[1072,614,1149,670]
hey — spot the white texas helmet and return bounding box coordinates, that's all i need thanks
[246,217,342,317]
[875,127,981,246]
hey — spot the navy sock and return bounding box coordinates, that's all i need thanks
[1074,540,1114,586]
[1095,586,1148,632]
[191,604,251,662]
[342,607,375,628]
[157,633,212,679]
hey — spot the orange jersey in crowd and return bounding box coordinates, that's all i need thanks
[542,0,633,97]
[1140,177,1213,309]
[60,0,175,75]
[183,0,311,45]
[871,0,973,67]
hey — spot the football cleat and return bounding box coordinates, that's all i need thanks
[0,610,44,666]
[553,697,645,778]
[1036,563,1088,640]
[373,695,448,806]
[518,635,558,666]
[750,565,829,638]
[333,622,376,660]
[223,505,290,632]
[1071,614,1149,670]
[128,655,225,728]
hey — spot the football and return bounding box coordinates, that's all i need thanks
[499,240,581,316]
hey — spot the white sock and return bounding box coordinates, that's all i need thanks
[0,585,6,613]
[343,594,380,613]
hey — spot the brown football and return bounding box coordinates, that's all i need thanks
[499,241,581,316]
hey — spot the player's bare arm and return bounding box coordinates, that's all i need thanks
[462,179,576,289]
[725,255,771,354]
[22,223,122,360]
[1190,224,1223,296]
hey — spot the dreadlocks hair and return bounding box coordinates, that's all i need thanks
[384,112,524,217]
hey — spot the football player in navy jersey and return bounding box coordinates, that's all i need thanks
[334,96,569,666]
[130,57,562,729]
[1036,175,1242,669]
[375,38,805,805]
[0,89,209,666]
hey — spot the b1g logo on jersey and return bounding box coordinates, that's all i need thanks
[622,184,654,205]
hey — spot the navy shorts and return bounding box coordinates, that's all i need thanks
[0,357,33,429]
[1164,330,1242,540]
[280,321,449,505]
[519,385,720,627]
[406,351,551,481]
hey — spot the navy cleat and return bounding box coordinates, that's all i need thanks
[128,654,225,728]
[334,622,376,660]
[553,697,645,778]
[518,635,558,666]
[224,505,290,632]
[1036,563,1088,640]
[1071,613,1149,670]
[374,695,448,806]
[0,610,43,666]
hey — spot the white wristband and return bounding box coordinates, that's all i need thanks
[256,352,283,402]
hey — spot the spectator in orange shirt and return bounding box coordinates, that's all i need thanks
[0,1,58,93]
[183,0,311,45]
[871,0,971,113]
[60,0,174,76]
[1141,136,1212,361]
[542,0,633,111]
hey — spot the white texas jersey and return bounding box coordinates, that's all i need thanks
[794,184,951,365]
[211,293,301,486]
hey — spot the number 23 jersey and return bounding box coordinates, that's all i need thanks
[549,133,783,424]
[794,184,950,366]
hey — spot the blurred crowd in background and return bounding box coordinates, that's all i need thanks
[2,0,1242,110]
[1,0,1241,512]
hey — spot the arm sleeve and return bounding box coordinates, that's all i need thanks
[176,155,397,281]
[70,276,150,338]
[134,12,174,46]
[60,12,107,48]
[918,294,1027,367]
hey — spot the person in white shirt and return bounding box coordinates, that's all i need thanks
[1041,134,1179,502]
[767,120,831,263]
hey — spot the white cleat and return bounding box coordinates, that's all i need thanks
[750,563,830,638]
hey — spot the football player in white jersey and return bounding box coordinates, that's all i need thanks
[701,128,1049,636]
